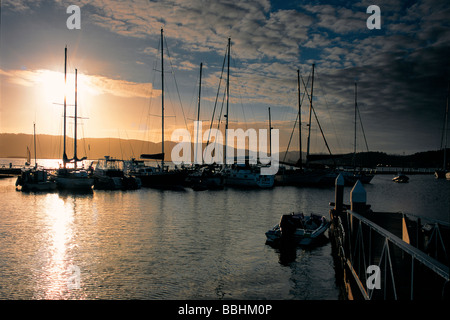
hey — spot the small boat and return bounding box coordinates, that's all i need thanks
[16,123,56,192]
[392,173,409,183]
[93,156,141,190]
[187,165,224,191]
[16,167,56,192]
[222,163,275,188]
[265,212,330,247]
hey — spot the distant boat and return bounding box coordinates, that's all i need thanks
[15,123,56,192]
[55,47,93,192]
[222,162,274,189]
[435,84,449,179]
[393,173,409,183]
[93,156,141,190]
[265,212,330,247]
[25,146,31,166]
[341,83,374,186]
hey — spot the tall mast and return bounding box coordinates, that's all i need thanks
[161,28,165,168]
[195,62,203,165]
[268,107,272,156]
[306,63,315,166]
[63,46,68,168]
[353,82,357,170]
[225,38,231,158]
[297,69,302,170]
[444,83,449,170]
[74,68,78,168]
[33,122,37,168]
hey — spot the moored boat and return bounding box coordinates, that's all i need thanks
[222,163,274,188]
[392,173,409,183]
[93,156,141,190]
[265,212,330,247]
[16,167,56,192]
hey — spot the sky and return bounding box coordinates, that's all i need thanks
[1,0,449,157]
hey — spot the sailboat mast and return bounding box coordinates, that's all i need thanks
[444,83,449,170]
[161,28,165,168]
[195,62,203,165]
[297,69,302,170]
[225,38,231,158]
[354,82,357,170]
[306,63,315,166]
[74,68,78,169]
[33,122,37,168]
[268,107,272,156]
[63,46,68,168]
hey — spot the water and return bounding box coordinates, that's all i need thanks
[1,161,449,300]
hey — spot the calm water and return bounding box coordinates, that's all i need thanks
[1,161,449,300]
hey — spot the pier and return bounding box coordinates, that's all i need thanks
[329,175,450,300]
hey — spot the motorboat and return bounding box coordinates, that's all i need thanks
[187,165,224,191]
[222,163,274,188]
[392,173,409,183]
[265,212,330,246]
[93,156,141,190]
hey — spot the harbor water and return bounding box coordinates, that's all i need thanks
[1,160,449,300]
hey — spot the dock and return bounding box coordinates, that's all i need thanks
[329,175,450,300]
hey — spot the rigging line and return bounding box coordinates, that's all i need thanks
[230,47,251,131]
[118,129,124,160]
[283,113,299,163]
[163,33,188,132]
[284,78,309,162]
[314,72,343,152]
[357,105,370,152]
[206,45,228,146]
[139,40,159,156]
[301,73,334,159]
[124,130,135,158]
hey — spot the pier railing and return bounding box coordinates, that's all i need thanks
[330,176,450,300]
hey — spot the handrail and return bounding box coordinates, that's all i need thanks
[347,210,449,281]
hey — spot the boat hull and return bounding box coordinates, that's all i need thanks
[265,213,330,247]
[135,171,187,189]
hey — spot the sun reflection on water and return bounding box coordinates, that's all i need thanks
[34,193,80,299]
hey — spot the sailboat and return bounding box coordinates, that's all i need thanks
[131,29,187,189]
[218,38,275,188]
[341,82,375,186]
[275,67,337,187]
[55,47,94,191]
[186,62,224,191]
[15,123,57,192]
[435,84,449,179]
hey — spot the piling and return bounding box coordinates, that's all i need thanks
[334,173,344,213]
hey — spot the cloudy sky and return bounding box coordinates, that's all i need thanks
[1,0,449,156]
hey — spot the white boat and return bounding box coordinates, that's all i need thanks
[222,163,274,188]
[55,168,94,191]
[265,213,330,246]
[93,156,141,190]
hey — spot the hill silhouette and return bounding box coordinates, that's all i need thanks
[1,133,448,169]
